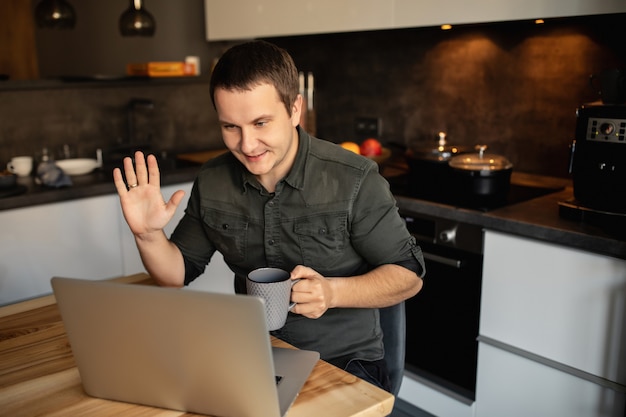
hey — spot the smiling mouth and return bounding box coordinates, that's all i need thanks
[245,150,268,161]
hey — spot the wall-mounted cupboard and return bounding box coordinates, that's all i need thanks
[394,0,626,29]
[204,0,626,40]
[204,0,392,40]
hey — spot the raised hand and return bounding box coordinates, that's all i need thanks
[113,151,185,238]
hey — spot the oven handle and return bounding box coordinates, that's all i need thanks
[422,251,463,269]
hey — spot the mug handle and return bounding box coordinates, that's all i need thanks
[288,278,301,310]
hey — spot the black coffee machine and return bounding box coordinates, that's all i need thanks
[569,103,626,214]
[559,68,626,234]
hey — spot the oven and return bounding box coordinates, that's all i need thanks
[388,170,564,401]
[400,211,484,401]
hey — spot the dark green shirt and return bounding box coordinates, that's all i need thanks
[171,127,424,368]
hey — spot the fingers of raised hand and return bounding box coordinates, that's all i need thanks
[113,152,151,193]
[113,167,129,194]
[133,151,148,185]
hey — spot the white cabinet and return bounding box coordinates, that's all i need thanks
[475,230,626,416]
[476,343,625,417]
[0,182,234,306]
[204,0,626,41]
[480,230,626,384]
[204,0,393,40]
[394,0,626,29]
[398,374,475,417]
[0,195,125,305]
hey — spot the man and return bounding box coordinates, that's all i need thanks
[113,40,424,392]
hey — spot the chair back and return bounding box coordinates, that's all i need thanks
[379,302,406,396]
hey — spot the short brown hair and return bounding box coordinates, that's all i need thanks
[209,40,299,116]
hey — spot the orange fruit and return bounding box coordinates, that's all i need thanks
[340,141,361,154]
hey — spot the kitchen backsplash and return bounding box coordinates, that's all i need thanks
[267,13,625,178]
[0,80,224,167]
[1,13,624,179]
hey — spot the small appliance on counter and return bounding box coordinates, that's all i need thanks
[560,102,626,235]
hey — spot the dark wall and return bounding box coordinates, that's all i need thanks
[1,0,224,166]
[267,14,626,178]
[1,13,625,179]
[35,0,211,78]
[0,80,223,164]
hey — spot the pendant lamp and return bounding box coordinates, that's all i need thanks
[119,0,156,37]
[34,0,76,29]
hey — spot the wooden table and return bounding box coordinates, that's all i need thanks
[0,273,394,416]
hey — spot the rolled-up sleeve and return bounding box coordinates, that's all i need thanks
[350,166,425,278]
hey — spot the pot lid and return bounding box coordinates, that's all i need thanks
[408,131,471,161]
[448,145,513,171]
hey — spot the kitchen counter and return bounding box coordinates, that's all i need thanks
[1,158,624,261]
[0,165,200,212]
[395,182,626,261]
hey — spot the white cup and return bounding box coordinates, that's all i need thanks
[7,156,33,177]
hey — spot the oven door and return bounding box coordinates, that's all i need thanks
[403,216,483,401]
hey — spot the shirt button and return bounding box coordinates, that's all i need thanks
[319,228,327,234]
[222,224,229,230]
[268,201,275,207]
[268,239,275,245]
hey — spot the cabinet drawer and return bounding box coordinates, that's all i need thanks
[0,195,124,305]
[480,230,626,385]
[475,342,625,417]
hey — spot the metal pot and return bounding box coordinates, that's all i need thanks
[406,132,470,162]
[405,132,471,200]
[448,145,513,204]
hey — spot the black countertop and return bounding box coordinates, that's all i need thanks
[395,184,626,261]
[1,163,625,261]
[0,166,200,211]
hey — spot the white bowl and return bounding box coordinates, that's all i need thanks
[56,158,101,176]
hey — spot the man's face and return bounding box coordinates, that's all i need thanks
[215,83,302,191]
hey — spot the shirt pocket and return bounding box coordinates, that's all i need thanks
[294,213,348,267]
[202,209,248,263]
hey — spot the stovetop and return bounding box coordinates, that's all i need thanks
[389,174,565,212]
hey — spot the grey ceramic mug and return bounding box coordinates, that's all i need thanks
[246,267,298,331]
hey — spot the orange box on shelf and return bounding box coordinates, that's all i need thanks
[126,61,196,77]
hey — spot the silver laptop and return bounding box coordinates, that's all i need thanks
[51,277,319,417]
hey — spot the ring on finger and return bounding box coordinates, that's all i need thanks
[128,183,139,189]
